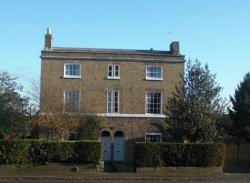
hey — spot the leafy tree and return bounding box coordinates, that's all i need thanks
[0,72,30,138]
[75,113,106,141]
[229,73,250,141]
[166,59,226,142]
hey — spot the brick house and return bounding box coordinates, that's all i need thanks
[40,28,185,163]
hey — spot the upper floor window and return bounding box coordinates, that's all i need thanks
[145,133,162,142]
[107,65,120,79]
[107,91,119,113]
[146,66,163,80]
[64,64,81,78]
[64,89,80,112]
[146,92,162,114]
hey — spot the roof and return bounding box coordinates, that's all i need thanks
[50,47,173,56]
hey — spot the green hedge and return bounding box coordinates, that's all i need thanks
[0,140,30,164]
[135,143,225,167]
[28,140,75,164]
[0,140,101,165]
[75,141,102,164]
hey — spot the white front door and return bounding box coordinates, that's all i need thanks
[114,137,125,161]
[101,137,111,161]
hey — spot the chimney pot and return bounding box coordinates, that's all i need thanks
[47,28,51,34]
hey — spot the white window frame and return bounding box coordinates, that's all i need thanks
[107,90,119,114]
[107,65,120,79]
[145,133,162,142]
[64,63,81,78]
[146,66,163,80]
[63,89,81,112]
[145,92,163,115]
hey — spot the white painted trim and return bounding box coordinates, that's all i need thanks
[98,113,166,118]
[145,65,163,81]
[63,63,81,78]
[39,112,167,118]
[107,76,120,80]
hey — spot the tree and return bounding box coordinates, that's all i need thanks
[229,73,250,141]
[0,72,30,138]
[74,113,106,141]
[166,59,226,142]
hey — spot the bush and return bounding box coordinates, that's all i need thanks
[0,139,101,165]
[75,114,106,141]
[75,141,102,164]
[29,140,75,164]
[135,142,225,167]
[0,140,30,164]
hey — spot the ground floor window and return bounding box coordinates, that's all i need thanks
[145,133,162,142]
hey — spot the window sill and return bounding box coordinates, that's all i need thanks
[107,77,120,80]
[146,77,163,81]
[63,75,81,79]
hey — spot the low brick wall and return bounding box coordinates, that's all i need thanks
[136,167,223,173]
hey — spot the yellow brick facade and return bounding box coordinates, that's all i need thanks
[40,29,185,162]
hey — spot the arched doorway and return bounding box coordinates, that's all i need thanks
[114,131,125,161]
[101,131,111,161]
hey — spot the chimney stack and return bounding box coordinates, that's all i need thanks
[170,41,179,55]
[44,28,53,50]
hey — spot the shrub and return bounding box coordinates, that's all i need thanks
[29,140,75,164]
[75,114,106,141]
[0,140,30,164]
[75,141,102,164]
[0,139,102,165]
[135,142,225,167]
[134,143,164,167]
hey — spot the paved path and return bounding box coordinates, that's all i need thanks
[0,176,249,183]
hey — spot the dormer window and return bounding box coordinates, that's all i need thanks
[64,64,81,78]
[107,65,120,79]
[146,66,163,80]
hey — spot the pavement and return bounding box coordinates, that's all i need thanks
[0,172,250,183]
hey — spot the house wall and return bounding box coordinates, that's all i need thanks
[103,117,166,163]
[40,32,185,162]
[40,55,184,114]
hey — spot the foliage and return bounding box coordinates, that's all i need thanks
[166,59,226,142]
[74,141,102,164]
[75,113,106,141]
[0,72,30,138]
[0,139,30,164]
[134,142,225,167]
[28,140,75,164]
[0,139,102,165]
[32,113,79,140]
[229,73,250,141]
[32,112,105,141]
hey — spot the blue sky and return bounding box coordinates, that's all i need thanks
[0,0,249,101]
